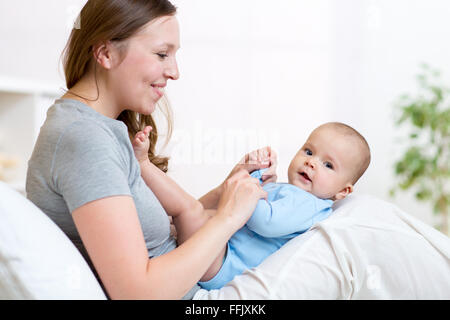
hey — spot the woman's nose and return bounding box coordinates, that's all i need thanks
[164,58,180,80]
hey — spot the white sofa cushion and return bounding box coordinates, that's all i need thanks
[0,182,106,299]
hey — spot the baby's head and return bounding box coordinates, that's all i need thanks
[287,122,371,201]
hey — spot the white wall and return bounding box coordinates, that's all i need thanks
[167,0,335,201]
[1,0,449,228]
[328,0,450,227]
[0,0,85,85]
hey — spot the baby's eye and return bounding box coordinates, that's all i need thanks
[304,148,312,156]
[324,162,334,170]
[157,53,168,59]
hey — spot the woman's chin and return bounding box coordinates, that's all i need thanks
[139,104,156,115]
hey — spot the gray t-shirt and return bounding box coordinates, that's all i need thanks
[26,98,198,299]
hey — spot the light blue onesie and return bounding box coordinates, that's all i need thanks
[198,169,333,290]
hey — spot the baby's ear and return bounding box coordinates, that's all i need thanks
[334,184,354,200]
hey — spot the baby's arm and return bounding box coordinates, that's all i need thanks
[246,188,331,237]
[246,199,307,238]
[132,127,210,245]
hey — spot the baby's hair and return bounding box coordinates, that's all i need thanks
[319,122,371,184]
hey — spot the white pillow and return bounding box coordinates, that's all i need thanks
[195,194,450,299]
[0,182,107,300]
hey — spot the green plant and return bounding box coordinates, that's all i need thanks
[390,64,450,235]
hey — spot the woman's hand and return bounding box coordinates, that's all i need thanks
[198,146,277,210]
[216,169,268,230]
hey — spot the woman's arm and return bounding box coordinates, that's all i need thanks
[198,185,222,210]
[72,174,266,300]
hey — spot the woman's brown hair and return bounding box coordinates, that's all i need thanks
[61,0,176,172]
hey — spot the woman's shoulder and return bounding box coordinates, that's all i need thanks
[42,99,128,147]
[30,99,132,176]
[58,118,116,145]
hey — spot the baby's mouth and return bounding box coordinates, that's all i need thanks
[299,171,311,182]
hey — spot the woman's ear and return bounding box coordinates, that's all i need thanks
[92,41,116,69]
[334,184,354,200]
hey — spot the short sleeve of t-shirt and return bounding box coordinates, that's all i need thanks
[52,120,132,213]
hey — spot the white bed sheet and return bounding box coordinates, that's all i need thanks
[194,194,450,299]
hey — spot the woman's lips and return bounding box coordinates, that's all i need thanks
[151,85,164,98]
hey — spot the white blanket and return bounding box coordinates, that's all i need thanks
[194,194,450,299]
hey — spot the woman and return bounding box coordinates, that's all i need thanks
[26,0,276,300]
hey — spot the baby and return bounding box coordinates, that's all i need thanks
[133,122,371,290]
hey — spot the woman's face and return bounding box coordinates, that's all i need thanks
[110,15,180,115]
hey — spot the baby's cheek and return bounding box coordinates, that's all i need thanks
[315,175,335,197]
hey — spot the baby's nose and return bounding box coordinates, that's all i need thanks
[305,159,315,168]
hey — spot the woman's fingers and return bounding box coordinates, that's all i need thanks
[227,168,251,183]
[218,175,267,228]
[228,171,268,195]
[261,164,277,184]
[257,183,268,201]
[248,176,268,200]
[261,174,277,186]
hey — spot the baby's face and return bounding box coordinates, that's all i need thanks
[287,126,358,200]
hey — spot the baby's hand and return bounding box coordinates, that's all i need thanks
[238,146,278,186]
[132,126,152,164]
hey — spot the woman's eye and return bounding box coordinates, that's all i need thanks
[324,162,333,169]
[305,149,312,156]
